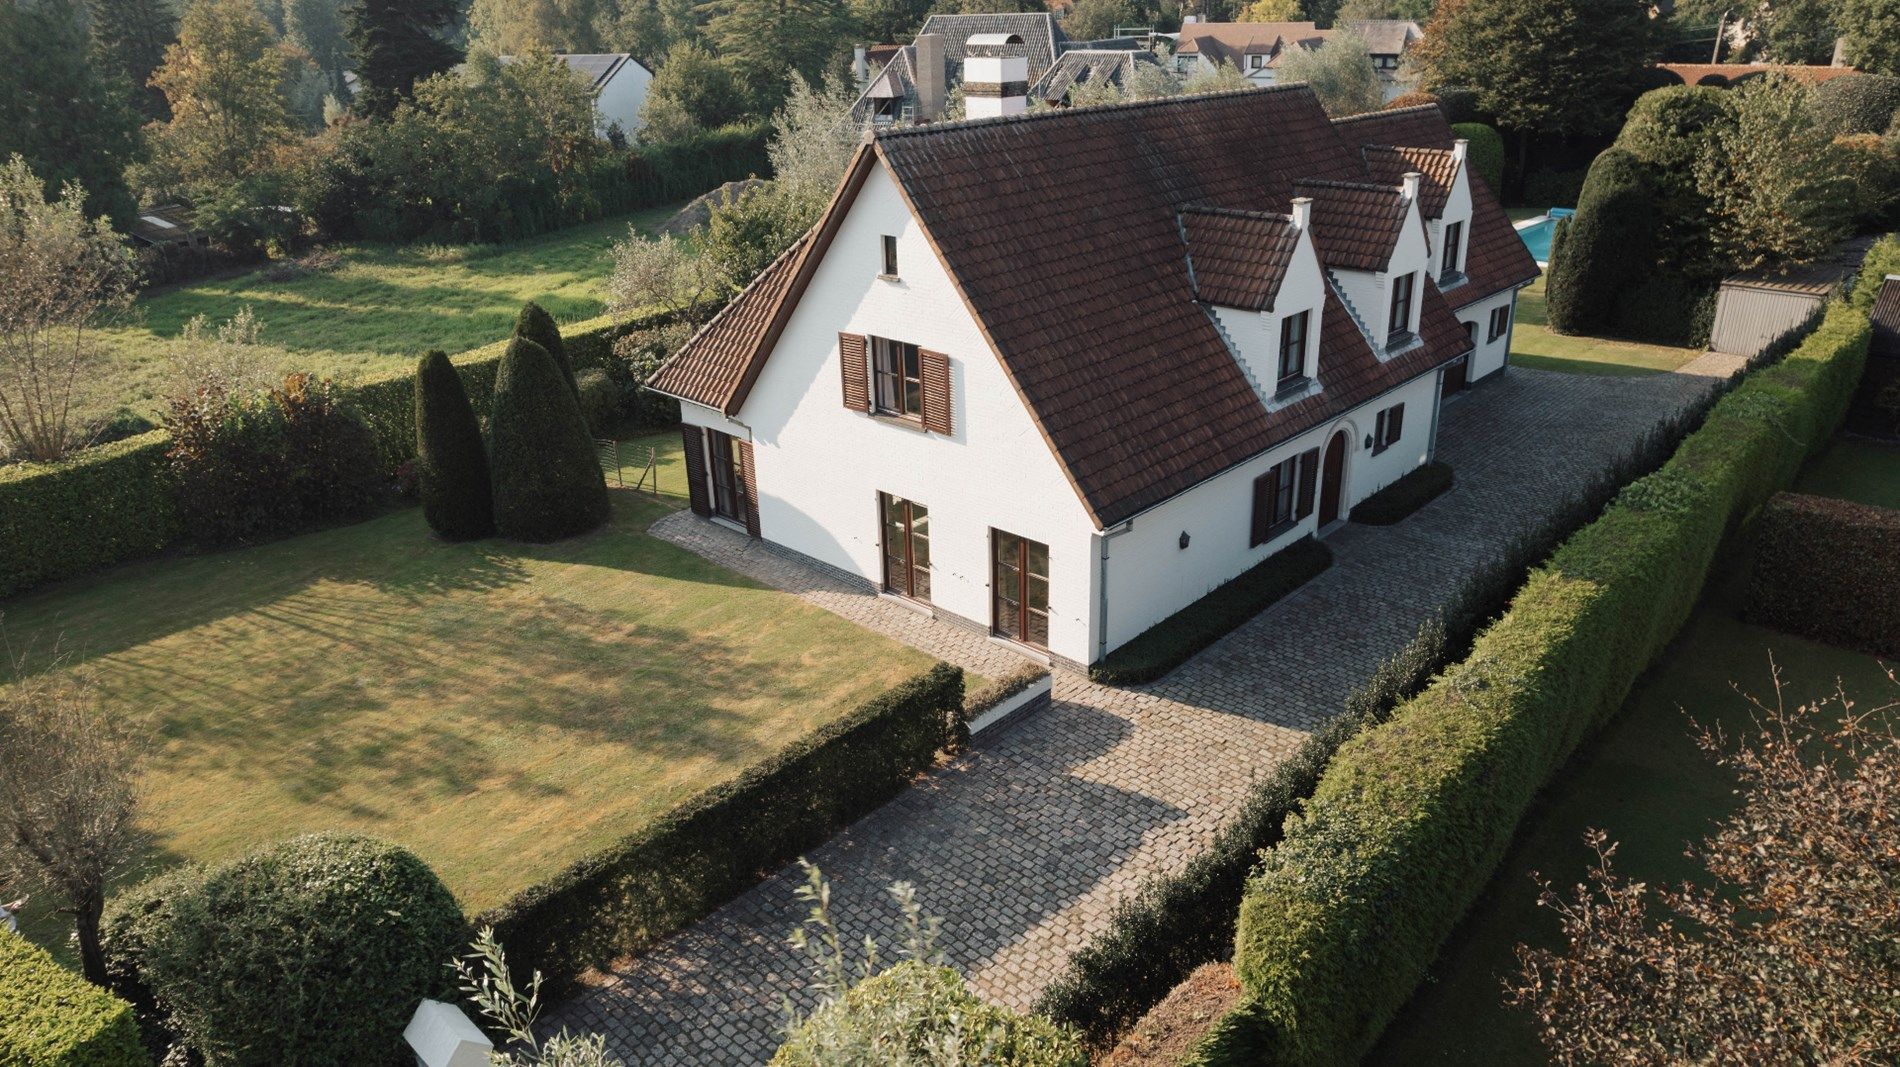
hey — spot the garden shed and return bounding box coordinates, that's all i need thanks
[1709,237,1874,358]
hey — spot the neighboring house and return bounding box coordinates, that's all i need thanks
[648,87,1535,671]
[128,204,208,249]
[850,12,1070,123]
[497,52,654,139]
[1175,19,1422,101]
[1034,48,1166,105]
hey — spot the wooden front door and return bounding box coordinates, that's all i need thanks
[1319,430,1347,526]
[707,430,744,523]
[1441,354,1468,397]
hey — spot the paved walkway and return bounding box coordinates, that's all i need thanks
[550,366,1725,1064]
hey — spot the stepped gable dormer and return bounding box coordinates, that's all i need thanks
[1363,140,1473,285]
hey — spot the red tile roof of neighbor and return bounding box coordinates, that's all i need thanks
[1180,207,1302,311]
[654,88,1514,526]
[1336,105,1540,305]
[1656,62,1860,87]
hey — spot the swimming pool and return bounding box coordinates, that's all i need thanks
[1514,207,1574,264]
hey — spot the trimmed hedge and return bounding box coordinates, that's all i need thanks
[775,961,1085,1066]
[1745,491,1900,656]
[0,431,178,599]
[489,336,610,542]
[1449,123,1503,192]
[1349,462,1453,525]
[0,935,147,1067]
[415,350,495,541]
[1545,149,1658,335]
[1090,537,1333,686]
[1213,301,1871,1066]
[515,301,578,398]
[475,662,967,995]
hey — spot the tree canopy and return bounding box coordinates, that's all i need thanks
[344,0,463,118]
[1413,0,1651,139]
[0,0,143,227]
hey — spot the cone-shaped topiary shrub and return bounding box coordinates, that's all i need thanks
[514,301,578,398]
[414,350,494,540]
[490,335,609,542]
[1545,148,1657,336]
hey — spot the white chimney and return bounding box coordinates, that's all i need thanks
[963,33,1029,119]
[1290,196,1312,231]
[1451,138,1468,166]
[913,34,945,120]
[853,45,868,84]
[1401,171,1422,203]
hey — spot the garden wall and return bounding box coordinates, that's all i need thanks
[1200,300,1870,1066]
[475,662,967,995]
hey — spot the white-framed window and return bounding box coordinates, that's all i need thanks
[880,234,898,278]
[1488,305,1511,343]
[1387,271,1416,347]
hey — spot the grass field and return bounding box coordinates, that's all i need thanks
[1369,445,1899,1065]
[1508,276,1703,377]
[0,432,938,958]
[85,204,679,424]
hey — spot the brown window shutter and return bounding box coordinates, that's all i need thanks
[840,333,869,412]
[1296,447,1320,518]
[1250,468,1276,547]
[681,426,711,517]
[1389,403,1405,442]
[920,349,952,435]
[737,439,761,538]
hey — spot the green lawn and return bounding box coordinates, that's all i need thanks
[86,204,680,423]
[1794,436,1900,509]
[1508,276,1703,377]
[0,432,938,958]
[1369,566,1895,1066]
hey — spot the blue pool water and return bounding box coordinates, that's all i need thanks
[1516,207,1573,263]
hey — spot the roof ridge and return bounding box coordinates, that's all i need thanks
[1334,103,1438,125]
[874,84,1312,140]
[1295,177,1405,194]
[1179,205,1295,224]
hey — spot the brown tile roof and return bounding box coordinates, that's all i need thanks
[1871,276,1900,362]
[1362,144,1456,218]
[1176,21,1329,67]
[1334,105,1539,308]
[656,88,1485,526]
[646,233,811,409]
[1292,179,1409,272]
[1343,19,1422,56]
[1181,207,1301,311]
[1656,62,1860,87]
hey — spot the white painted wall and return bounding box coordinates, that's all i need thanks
[717,164,1101,665]
[1330,198,1431,345]
[1454,287,1520,380]
[1426,167,1473,284]
[1205,228,1327,399]
[594,59,653,138]
[1093,366,1441,657]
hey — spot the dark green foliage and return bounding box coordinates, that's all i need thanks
[1610,271,1719,347]
[514,301,578,397]
[776,961,1086,1066]
[1449,122,1504,191]
[414,350,494,541]
[1745,491,1900,656]
[475,663,966,996]
[1613,86,1737,280]
[1521,166,1588,209]
[1433,87,1485,125]
[489,335,610,542]
[0,934,147,1067]
[1090,538,1333,686]
[1222,301,1871,1065]
[1808,73,1900,136]
[1349,463,1453,525]
[85,0,179,119]
[1416,0,1651,140]
[574,367,620,436]
[1544,149,1657,335]
[164,374,383,546]
[343,0,461,118]
[117,834,465,1067]
[0,0,143,226]
[100,866,205,1059]
[0,432,179,598]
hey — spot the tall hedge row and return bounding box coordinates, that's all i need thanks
[475,662,966,996]
[1206,301,1871,1066]
[0,432,178,599]
[0,933,147,1067]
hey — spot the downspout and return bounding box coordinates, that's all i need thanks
[1427,368,1443,462]
[1097,519,1134,664]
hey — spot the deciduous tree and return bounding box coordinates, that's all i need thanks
[1695,74,1853,270]
[145,0,298,196]
[1276,28,1381,117]
[1239,0,1302,21]
[469,0,612,56]
[1836,0,1900,76]
[698,0,851,105]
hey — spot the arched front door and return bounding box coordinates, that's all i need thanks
[1318,430,1348,526]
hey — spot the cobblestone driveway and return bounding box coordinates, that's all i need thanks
[549,364,1731,1064]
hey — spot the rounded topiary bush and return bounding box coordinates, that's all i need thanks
[130,834,465,1067]
[490,335,610,542]
[575,366,619,436]
[1809,73,1900,137]
[514,301,578,398]
[1544,148,1657,336]
[414,349,494,541]
[1449,122,1504,191]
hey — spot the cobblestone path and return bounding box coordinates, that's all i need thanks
[549,366,1721,1065]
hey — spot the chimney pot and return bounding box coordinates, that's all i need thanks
[1290,196,1313,231]
[853,45,868,83]
[913,35,945,120]
[1451,138,1468,164]
[1401,171,1422,202]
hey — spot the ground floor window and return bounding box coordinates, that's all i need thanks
[1488,305,1511,343]
[1373,403,1406,454]
[992,529,1049,648]
[708,429,744,522]
[1251,454,1301,545]
[880,493,930,601]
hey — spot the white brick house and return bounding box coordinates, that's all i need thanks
[649,88,1536,670]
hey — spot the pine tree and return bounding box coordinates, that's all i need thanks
[414,350,494,541]
[85,0,181,119]
[0,0,143,226]
[514,301,579,398]
[489,336,610,542]
[343,0,462,118]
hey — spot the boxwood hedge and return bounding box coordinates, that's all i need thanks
[0,933,147,1067]
[1348,462,1452,525]
[1207,301,1870,1066]
[0,431,178,599]
[475,662,967,995]
[1745,491,1900,657]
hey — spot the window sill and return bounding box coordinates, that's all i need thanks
[869,411,928,432]
[1438,271,1467,290]
[1272,375,1311,401]
[988,633,1053,665]
[877,273,902,283]
[1384,332,1420,356]
[1251,518,1300,549]
[879,590,934,616]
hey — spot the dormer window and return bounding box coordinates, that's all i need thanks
[1387,271,1416,348]
[880,234,899,278]
[1276,310,1310,391]
[1440,221,1463,282]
